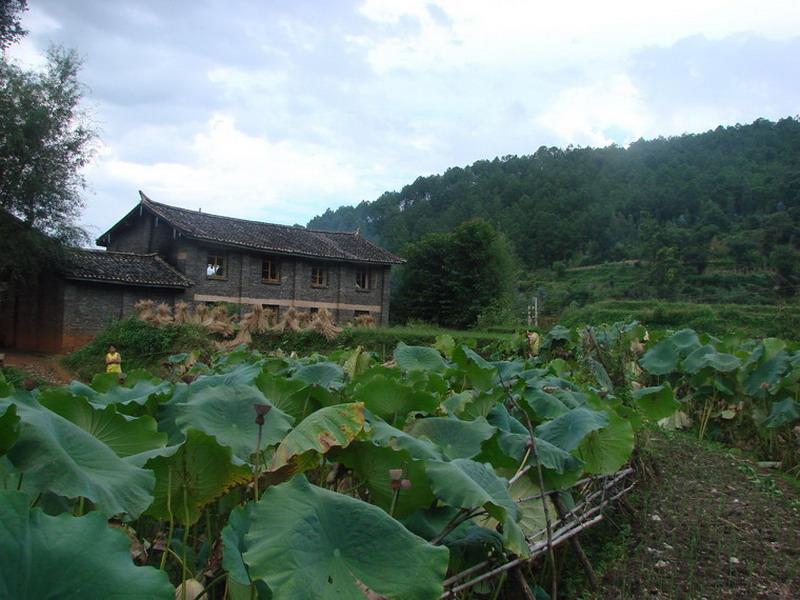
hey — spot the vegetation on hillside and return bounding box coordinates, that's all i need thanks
[393,219,518,328]
[310,117,800,274]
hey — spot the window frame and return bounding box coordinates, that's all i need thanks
[311,264,329,288]
[206,253,227,280]
[355,267,376,292]
[261,257,281,284]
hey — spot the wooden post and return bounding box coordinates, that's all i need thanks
[552,492,600,591]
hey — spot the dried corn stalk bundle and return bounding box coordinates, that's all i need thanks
[274,306,301,333]
[173,301,191,324]
[309,308,342,341]
[240,304,271,335]
[194,303,210,325]
[153,303,174,326]
[295,310,312,328]
[354,314,376,328]
[134,299,156,322]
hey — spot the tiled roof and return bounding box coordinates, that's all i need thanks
[63,249,193,288]
[98,193,404,265]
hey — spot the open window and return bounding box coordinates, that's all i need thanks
[206,254,226,279]
[355,267,376,291]
[261,257,280,284]
[311,265,328,288]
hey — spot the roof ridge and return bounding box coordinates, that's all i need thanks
[78,248,160,257]
[142,195,360,236]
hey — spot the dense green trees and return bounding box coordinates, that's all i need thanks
[0,6,94,282]
[309,118,800,286]
[393,220,517,328]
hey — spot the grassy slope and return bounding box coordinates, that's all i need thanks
[521,262,799,338]
[562,431,800,599]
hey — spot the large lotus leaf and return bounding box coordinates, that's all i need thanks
[745,351,790,397]
[479,430,582,475]
[352,375,439,421]
[0,404,19,456]
[254,372,314,423]
[425,458,526,556]
[457,389,505,421]
[639,340,680,375]
[633,384,680,421]
[291,362,344,389]
[333,441,436,517]
[522,387,571,420]
[408,416,496,460]
[221,503,272,599]
[268,403,365,475]
[68,378,173,409]
[0,393,154,518]
[191,361,266,390]
[586,357,614,392]
[484,470,554,540]
[762,398,800,429]
[0,490,173,599]
[38,389,166,457]
[576,411,634,474]
[368,418,443,460]
[682,345,741,374]
[668,329,702,354]
[452,345,496,390]
[244,476,448,600]
[394,342,447,373]
[535,407,609,452]
[425,459,518,522]
[342,346,374,378]
[145,428,250,525]
[486,404,529,435]
[175,384,293,464]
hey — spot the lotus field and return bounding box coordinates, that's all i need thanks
[1,323,798,599]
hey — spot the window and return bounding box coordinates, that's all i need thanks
[354,310,370,318]
[261,257,280,283]
[308,307,320,315]
[262,304,280,322]
[311,265,328,287]
[355,268,375,291]
[206,254,226,279]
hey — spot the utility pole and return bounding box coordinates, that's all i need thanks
[528,296,539,328]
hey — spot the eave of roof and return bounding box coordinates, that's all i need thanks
[63,249,193,288]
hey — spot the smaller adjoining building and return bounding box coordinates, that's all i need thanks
[0,192,403,352]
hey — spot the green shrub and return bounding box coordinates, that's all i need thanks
[63,318,213,380]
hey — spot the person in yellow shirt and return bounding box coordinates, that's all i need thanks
[105,344,122,374]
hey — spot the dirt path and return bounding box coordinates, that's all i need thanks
[1,351,74,384]
[568,431,800,599]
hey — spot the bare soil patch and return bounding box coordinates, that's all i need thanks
[1,350,73,384]
[567,431,800,599]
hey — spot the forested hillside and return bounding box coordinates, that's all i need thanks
[309,118,800,276]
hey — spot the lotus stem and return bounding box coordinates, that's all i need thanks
[160,467,174,571]
[253,404,271,502]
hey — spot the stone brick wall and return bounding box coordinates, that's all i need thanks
[104,215,395,326]
[61,282,177,351]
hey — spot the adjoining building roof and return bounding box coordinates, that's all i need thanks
[64,249,193,288]
[97,192,404,265]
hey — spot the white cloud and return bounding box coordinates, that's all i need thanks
[354,0,800,74]
[89,114,363,226]
[536,74,651,146]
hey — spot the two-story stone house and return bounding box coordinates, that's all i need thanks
[0,192,403,352]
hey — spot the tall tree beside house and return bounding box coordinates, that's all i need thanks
[394,219,518,329]
[0,0,26,50]
[0,37,95,281]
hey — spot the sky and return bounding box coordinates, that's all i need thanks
[8,0,800,244]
